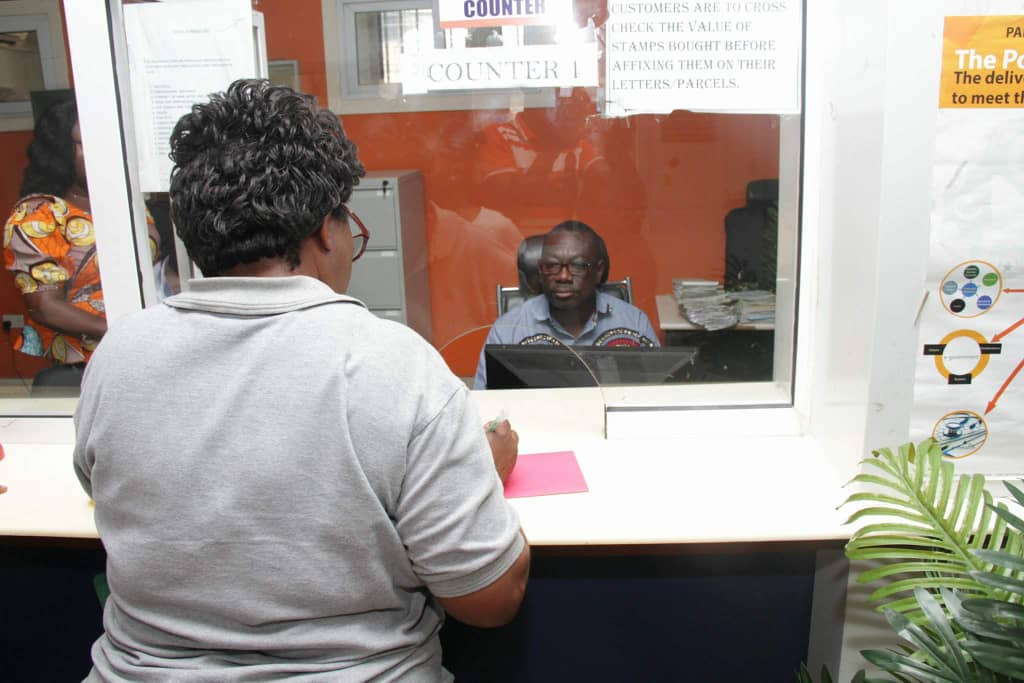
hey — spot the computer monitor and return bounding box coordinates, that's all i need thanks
[484,344,698,390]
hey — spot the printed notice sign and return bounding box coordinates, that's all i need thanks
[437,0,556,28]
[939,15,1024,108]
[124,0,257,192]
[402,44,598,93]
[604,1,801,115]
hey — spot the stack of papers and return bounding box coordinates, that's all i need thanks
[671,279,738,331]
[671,281,776,330]
[732,290,776,325]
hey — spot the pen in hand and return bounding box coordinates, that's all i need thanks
[483,409,517,485]
[486,409,509,433]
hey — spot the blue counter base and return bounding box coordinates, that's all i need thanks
[2,541,820,682]
[442,548,817,682]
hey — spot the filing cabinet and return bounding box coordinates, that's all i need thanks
[346,170,432,342]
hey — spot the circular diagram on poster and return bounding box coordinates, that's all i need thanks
[932,329,993,381]
[939,260,1002,318]
[932,410,988,458]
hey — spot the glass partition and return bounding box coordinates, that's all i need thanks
[318,0,801,403]
[0,91,99,400]
[0,0,802,415]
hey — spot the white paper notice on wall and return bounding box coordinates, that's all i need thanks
[402,44,599,93]
[124,0,257,192]
[603,1,802,116]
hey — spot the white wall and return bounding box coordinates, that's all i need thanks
[798,0,955,675]
[834,1,964,678]
[803,1,888,475]
[800,1,891,676]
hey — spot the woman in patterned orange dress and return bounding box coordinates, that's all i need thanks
[4,99,107,368]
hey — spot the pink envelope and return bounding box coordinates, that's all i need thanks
[503,451,588,498]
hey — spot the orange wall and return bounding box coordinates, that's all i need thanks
[0,0,779,381]
[0,131,53,381]
[261,0,779,375]
[254,0,327,104]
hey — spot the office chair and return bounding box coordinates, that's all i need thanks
[724,179,778,291]
[600,276,633,305]
[495,234,545,316]
[30,363,86,395]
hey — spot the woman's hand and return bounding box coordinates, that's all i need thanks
[484,420,519,485]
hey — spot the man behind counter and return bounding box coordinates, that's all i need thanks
[74,79,529,681]
[474,220,659,389]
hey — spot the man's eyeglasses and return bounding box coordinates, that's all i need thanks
[539,261,595,277]
[345,207,370,262]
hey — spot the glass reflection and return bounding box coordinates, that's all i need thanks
[0,30,45,104]
[0,0,790,400]
[0,91,177,397]
[301,0,789,389]
[2,94,101,395]
[146,192,180,301]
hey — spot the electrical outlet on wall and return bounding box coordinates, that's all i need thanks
[2,314,24,329]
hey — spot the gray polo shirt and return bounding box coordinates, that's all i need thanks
[74,276,523,681]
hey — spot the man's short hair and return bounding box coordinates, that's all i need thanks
[169,79,365,276]
[547,220,609,285]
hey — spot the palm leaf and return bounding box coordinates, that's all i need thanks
[974,550,1024,576]
[949,586,1024,680]
[860,647,961,682]
[846,523,966,545]
[850,673,905,683]
[843,439,995,615]
[947,589,1024,650]
[861,588,1023,682]
[991,504,1024,537]
[914,588,971,679]
[869,577,986,603]
[971,570,1024,598]
[860,561,978,583]
[794,662,832,683]
[972,498,1024,605]
[870,589,970,680]
[1003,482,1024,510]
[957,607,1024,648]
[844,464,1024,682]
[961,597,1024,622]
[964,640,1024,679]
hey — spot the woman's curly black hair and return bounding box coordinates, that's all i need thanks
[20,99,79,197]
[168,79,365,276]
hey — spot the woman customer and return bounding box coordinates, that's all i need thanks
[4,98,105,380]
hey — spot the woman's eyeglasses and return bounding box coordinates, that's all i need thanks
[345,207,370,262]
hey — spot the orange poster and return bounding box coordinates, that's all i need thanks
[939,15,1024,108]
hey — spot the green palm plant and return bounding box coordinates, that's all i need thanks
[840,438,1024,680]
[844,439,1022,618]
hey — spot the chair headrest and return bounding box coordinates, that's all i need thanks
[746,179,778,204]
[517,234,546,295]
